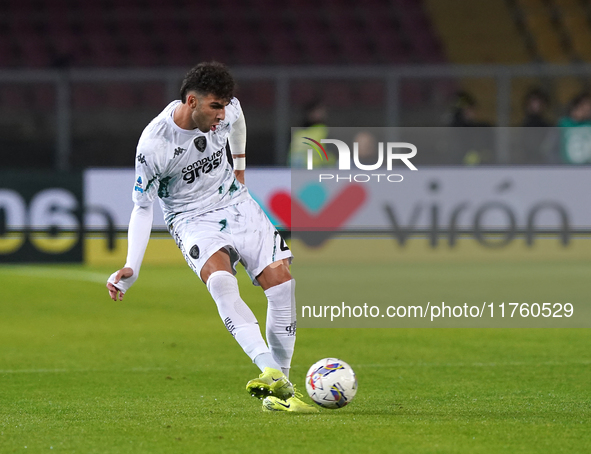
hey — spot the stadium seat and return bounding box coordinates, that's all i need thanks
[424,0,530,63]
[562,13,591,61]
[554,0,591,62]
[552,0,582,8]
[279,0,306,9]
[152,16,193,66]
[161,39,193,67]
[85,36,122,67]
[257,19,302,65]
[125,31,159,67]
[360,12,411,63]
[372,34,409,64]
[525,13,570,62]
[338,33,374,65]
[517,0,545,8]
[298,29,338,65]
[267,37,302,65]
[0,36,15,66]
[0,0,449,68]
[17,38,50,68]
[232,39,267,65]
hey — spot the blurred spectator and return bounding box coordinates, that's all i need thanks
[449,91,492,127]
[517,87,555,164]
[558,92,591,164]
[448,91,493,165]
[289,100,335,167]
[521,88,552,127]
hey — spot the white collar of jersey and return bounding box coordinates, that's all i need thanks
[167,102,205,137]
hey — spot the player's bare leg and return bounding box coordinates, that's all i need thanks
[202,249,294,400]
[200,249,234,280]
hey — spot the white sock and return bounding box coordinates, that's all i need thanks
[207,271,270,361]
[265,279,296,377]
[253,352,282,373]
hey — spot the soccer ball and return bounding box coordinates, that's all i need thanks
[305,358,357,409]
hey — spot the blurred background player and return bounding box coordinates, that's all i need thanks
[106,62,317,413]
[289,100,335,168]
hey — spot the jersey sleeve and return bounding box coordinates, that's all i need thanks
[132,141,161,207]
[228,103,246,156]
[227,97,242,127]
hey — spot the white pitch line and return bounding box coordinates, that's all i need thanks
[0,266,107,284]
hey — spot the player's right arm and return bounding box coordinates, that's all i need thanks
[107,140,161,301]
[106,203,154,300]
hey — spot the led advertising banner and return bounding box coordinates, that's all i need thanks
[0,172,84,263]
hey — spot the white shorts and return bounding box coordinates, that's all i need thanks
[169,196,293,285]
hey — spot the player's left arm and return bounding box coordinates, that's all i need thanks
[228,101,246,185]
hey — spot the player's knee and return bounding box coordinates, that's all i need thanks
[201,249,232,282]
[206,270,239,299]
[258,262,292,290]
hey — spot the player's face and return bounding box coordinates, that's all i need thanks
[190,93,228,133]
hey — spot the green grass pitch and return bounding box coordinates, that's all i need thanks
[0,255,590,453]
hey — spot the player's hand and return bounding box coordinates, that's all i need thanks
[234,169,245,185]
[106,267,133,301]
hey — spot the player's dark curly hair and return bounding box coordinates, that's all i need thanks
[180,61,235,103]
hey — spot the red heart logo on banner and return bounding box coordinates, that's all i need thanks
[269,185,366,231]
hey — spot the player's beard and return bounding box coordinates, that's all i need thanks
[192,109,216,133]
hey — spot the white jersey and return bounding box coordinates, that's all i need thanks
[132,98,248,226]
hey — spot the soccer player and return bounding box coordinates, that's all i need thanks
[106,62,316,413]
